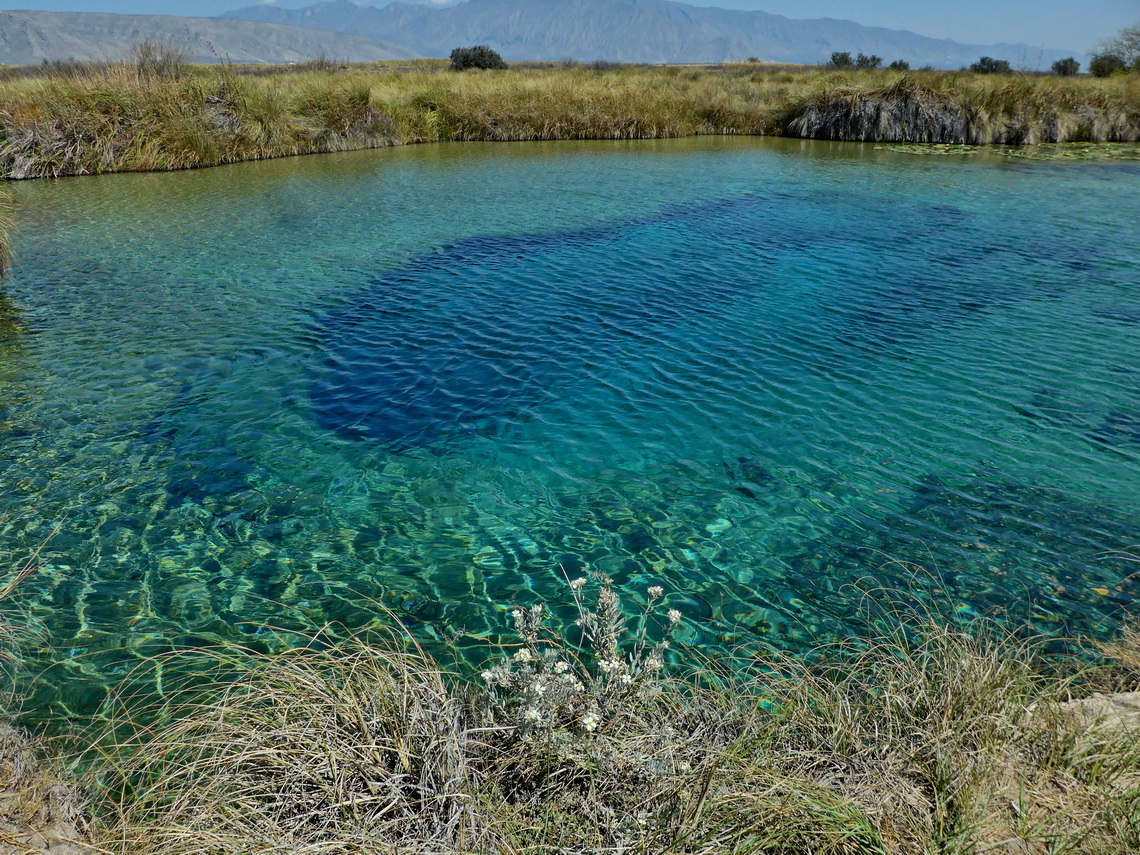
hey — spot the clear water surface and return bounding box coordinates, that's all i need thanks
[2,137,1138,724]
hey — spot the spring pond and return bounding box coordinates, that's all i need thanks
[1,136,1138,725]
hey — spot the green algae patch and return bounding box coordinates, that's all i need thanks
[1000,141,1140,160]
[876,141,1140,160]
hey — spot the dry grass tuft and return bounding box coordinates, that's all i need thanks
[0,724,93,855]
[92,634,493,855]
[81,578,1140,855]
[1101,619,1140,675]
[0,62,1136,178]
[786,74,1140,144]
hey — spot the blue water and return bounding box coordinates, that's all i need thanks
[1,137,1138,723]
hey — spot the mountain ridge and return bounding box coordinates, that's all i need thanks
[224,0,1081,67]
[0,9,418,65]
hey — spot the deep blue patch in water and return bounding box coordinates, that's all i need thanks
[309,186,1093,449]
[309,192,838,447]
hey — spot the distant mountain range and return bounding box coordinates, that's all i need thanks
[0,10,417,65]
[225,0,1081,68]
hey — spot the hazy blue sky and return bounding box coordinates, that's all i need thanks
[0,0,1133,53]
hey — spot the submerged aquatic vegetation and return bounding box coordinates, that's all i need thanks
[81,577,1140,855]
[875,141,1140,159]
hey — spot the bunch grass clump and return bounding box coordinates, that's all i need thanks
[83,576,1140,855]
[2,60,1137,179]
[786,73,1140,144]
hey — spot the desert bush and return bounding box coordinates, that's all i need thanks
[1096,21,1140,68]
[479,576,679,732]
[298,51,338,73]
[449,45,508,71]
[855,53,882,70]
[889,59,910,71]
[1052,56,1081,76]
[970,56,1013,74]
[39,57,106,79]
[1091,53,1129,77]
[830,51,854,69]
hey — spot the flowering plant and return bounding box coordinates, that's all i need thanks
[479,574,681,734]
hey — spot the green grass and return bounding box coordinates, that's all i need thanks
[74,576,1140,855]
[0,60,1137,178]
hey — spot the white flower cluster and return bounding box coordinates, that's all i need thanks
[480,580,686,736]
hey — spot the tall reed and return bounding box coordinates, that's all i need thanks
[1,63,1136,179]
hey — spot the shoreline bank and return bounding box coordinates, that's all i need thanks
[2,603,1139,855]
[0,62,1137,181]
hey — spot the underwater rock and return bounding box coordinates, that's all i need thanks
[723,456,776,501]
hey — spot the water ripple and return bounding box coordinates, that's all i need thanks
[0,139,1137,725]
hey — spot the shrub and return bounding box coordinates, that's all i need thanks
[969,56,1013,74]
[1051,56,1080,76]
[855,53,882,70]
[889,59,910,71]
[1095,21,1140,68]
[480,576,680,732]
[449,45,508,71]
[830,51,853,69]
[1090,53,1128,77]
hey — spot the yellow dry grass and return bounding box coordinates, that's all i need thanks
[0,61,1136,178]
[79,582,1140,855]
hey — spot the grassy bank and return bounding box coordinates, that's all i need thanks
[0,568,1134,852]
[0,577,1105,854]
[0,60,1137,179]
